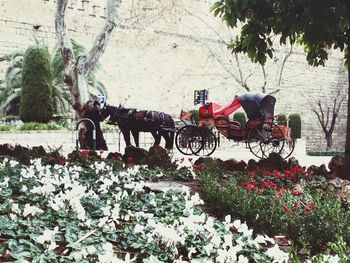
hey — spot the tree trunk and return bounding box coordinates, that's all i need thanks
[325,132,332,150]
[55,0,120,118]
[344,55,350,178]
[344,23,350,178]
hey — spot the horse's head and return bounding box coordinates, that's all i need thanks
[102,104,125,124]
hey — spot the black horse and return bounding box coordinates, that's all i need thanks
[101,105,175,150]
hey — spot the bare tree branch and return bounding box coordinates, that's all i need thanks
[309,86,346,149]
[260,65,267,93]
[277,45,293,86]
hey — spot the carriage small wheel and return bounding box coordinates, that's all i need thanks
[175,125,203,155]
[190,127,217,157]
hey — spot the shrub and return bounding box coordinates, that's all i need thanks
[19,122,62,130]
[0,124,11,131]
[276,114,287,125]
[288,113,301,138]
[233,112,247,128]
[189,109,199,124]
[20,44,53,123]
[198,170,350,255]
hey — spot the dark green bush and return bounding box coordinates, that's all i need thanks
[307,150,345,156]
[288,113,301,138]
[189,109,199,124]
[199,171,350,255]
[276,114,287,125]
[20,44,53,123]
[232,112,246,128]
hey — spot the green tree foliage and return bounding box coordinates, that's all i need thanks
[288,113,302,139]
[211,0,350,176]
[0,40,106,116]
[20,45,53,123]
[232,112,246,128]
[0,52,24,115]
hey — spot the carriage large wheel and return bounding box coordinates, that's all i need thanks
[190,127,217,156]
[247,122,285,159]
[175,125,203,155]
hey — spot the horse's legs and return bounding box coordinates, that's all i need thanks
[151,130,161,146]
[131,130,139,147]
[161,131,171,149]
[121,128,132,147]
[163,131,175,150]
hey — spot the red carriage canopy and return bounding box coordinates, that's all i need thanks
[199,96,241,119]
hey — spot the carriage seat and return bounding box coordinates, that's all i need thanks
[215,115,241,130]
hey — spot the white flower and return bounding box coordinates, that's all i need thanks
[326,255,340,263]
[225,215,231,224]
[188,247,196,259]
[253,234,275,247]
[153,224,185,246]
[98,216,109,227]
[86,245,97,255]
[11,203,21,214]
[223,234,233,248]
[21,185,28,192]
[238,255,249,263]
[22,204,44,217]
[149,199,157,207]
[31,183,55,196]
[111,204,120,221]
[37,226,59,244]
[236,222,253,237]
[0,177,9,187]
[216,248,229,263]
[204,243,214,256]
[134,224,144,234]
[265,244,289,262]
[211,234,222,247]
[101,206,111,217]
[47,241,58,252]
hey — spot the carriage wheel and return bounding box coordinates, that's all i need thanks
[191,128,217,156]
[175,125,202,155]
[247,122,285,158]
[279,131,296,159]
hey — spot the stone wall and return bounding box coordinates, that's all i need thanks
[0,0,348,151]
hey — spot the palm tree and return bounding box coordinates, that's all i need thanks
[0,51,24,115]
[0,40,106,116]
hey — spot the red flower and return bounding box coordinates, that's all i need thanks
[291,188,301,196]
[58,156,66,165]
[282,203,290,214]
[293,200,299,208]
[193,163,204,170]
[304,202,315,213]
[273,170,281,178]
[262,169,271,177]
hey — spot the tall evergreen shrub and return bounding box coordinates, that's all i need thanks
[288,113,302,138]
[233,112,247,128]
[20,45,53,123]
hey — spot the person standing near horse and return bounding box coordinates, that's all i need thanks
[80,96,108,150]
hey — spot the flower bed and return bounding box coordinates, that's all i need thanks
[0,147,348,262]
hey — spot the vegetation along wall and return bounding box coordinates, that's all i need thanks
[0,0,348,151]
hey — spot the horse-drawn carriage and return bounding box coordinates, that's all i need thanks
[175,93,295,159]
